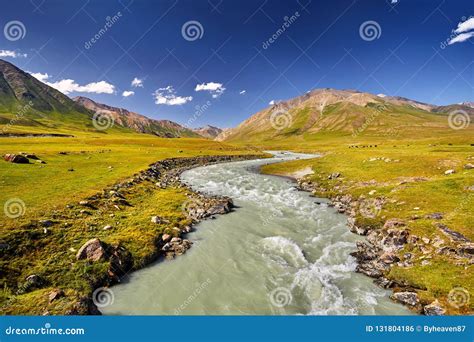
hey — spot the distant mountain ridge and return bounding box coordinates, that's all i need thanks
[73,96,199,138]
[0,58,201,138]
[0,59,93,131]
[192,125,223,139]
[216,88,473,142]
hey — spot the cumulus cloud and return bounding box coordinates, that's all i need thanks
[454,17,474,34]
[153,86,192,106]
[29,72,115,95]
[239,90,246,95]
[195,82,226,98]
[30,72,49,82]
[122,90,135,97]
[0,50,27,58]
[131,77,144,88]
[269,100,276,105]
[448,17,474,45]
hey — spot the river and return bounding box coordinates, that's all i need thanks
[103,152,410,315]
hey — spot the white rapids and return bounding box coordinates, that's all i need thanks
[103,152,410,315]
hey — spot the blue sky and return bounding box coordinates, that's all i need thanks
[1,0,473,128]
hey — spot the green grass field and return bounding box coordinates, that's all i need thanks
[0,131,259,314]
[260,135,473,314]
[1,120,473,314]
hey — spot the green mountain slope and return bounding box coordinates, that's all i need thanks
[0,59,95,132]
[73,96,200,138]
[0,59,201,138]
[217,88,473,144]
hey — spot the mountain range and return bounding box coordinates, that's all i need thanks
[191,125,223,139]
[0,59,472,142]
[73,96,198,138]
[216,88,473,142]
[0,59,201,138]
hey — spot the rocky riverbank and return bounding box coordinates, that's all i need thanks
[2,154,264,315]
[81,154,264,314]
[295,177,473,315]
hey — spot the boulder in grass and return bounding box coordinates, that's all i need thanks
[48,289,65,303]
[76,238,106,262]
[20,153,39,160]
[3,154,29,164]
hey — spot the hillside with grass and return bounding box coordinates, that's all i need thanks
[216,88,474,145]
[73,96,199,138]
[224,89,474,314]
[0,59,199,138]
[0,59,263,314]
[0,59,96,133]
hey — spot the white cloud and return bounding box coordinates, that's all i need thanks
[131,77,144,88]
[195,82,226,98]
[29,72,49,82]
[0,50,27,58]
[122,90,135,97]
[153,86,192,106]
[239,90,246,95]
[454,17,474,34]
[449,31,474,45]
[447,17,474,45]
[29,72,115,95]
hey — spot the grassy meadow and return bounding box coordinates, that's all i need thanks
[259,131,473,314]
[0,131,259,314]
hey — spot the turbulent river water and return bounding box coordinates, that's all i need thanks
[103,152,410,315]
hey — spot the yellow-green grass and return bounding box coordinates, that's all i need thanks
[0,132,257,228]
[261,139,473,313]
[0,131,261,314]
[1,184,192,314]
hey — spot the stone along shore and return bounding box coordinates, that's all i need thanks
[296,178,473,315]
